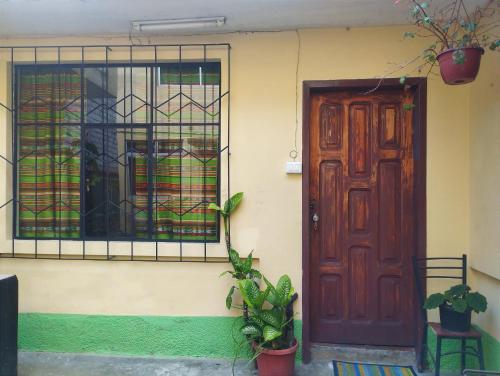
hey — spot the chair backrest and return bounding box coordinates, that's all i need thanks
[412,254,467,324]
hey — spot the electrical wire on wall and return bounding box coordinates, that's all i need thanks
[290,29,301,162]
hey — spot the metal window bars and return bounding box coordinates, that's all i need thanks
[0,43,231,262]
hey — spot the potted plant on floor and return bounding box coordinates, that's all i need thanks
[238,275,298,376]
[424,284,488,332]
[396,0,499,85]
[211,194,298,374]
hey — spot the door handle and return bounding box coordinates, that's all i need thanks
[312,213,319,231]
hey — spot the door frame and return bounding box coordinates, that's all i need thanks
[301,78,427,363]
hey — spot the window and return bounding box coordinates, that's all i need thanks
[15,62,221,242]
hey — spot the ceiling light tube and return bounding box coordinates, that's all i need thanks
[132,17,225,32]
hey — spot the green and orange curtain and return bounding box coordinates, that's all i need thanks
[131,127,219,241]
[16,64,220,241]
[17,67,81,238]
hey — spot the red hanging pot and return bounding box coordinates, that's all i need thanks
[436,47,484,85]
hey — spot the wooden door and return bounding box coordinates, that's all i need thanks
[309,89,416,346]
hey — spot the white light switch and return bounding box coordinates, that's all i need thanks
[286,161,302,174]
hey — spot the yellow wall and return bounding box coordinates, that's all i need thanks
[0,27,488,331]
[468,51,500,339]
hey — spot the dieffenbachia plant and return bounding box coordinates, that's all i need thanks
[208,192,261,309]
[239,274,296,350]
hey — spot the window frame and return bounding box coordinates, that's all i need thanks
[13,61,222,243]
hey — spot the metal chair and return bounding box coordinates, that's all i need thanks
[412,255,485,376]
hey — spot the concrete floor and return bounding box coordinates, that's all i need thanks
[17,351,451,376]
[18,352,332,376]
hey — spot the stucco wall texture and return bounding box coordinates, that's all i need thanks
[19,313,303,361]
[19,314,251,358]
[0,25,472,317]
[0,25,498,363]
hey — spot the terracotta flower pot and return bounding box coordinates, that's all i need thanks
[436,47,484,85]
[254,339,298,376]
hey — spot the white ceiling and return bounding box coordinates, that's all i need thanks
[0,0,488,38]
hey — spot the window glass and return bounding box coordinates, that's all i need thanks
[16,63,220,242]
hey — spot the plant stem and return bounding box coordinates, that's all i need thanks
[223,214,249,319]
[411,0,450,49]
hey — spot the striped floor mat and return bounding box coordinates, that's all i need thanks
[332,360,417,376]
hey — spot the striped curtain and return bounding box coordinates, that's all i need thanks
[16,64,219,241]
[131,128,218,241]
[17,68,81,238]
[131,64,220,241]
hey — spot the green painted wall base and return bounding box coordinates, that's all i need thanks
[18,313,500,370]
[19,313,302,361]
[427,326,500,371]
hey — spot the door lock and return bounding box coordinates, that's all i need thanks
[312,213,319,231]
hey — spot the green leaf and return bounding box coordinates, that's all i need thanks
[451,299,468,313]
[423,49,436,63]
[400,76,407,85]
[404,32,416,39]
[424,293,445,309]
[489,40,500,51]
[263,276,280,306]
[238,279,261,308]
[466,292,488,313]
[251,269,262,279]
[263,326,282,342]
[276,274,293,306]
[446,284,470,298]
[248,315,266,328]
[226,286,235,310]
[229,249,242,270]
[242,251,253,274]
[219,270,234,277]
[464,22,477,32]
[261,309,282,329]
[223,192,244,215]
[267,290,280,306]
[241,324,262,337]
[255,285,271,308]
[403,103,416,111]
[452,49,465,65]
[207,203,222,212]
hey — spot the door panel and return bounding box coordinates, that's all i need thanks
[309,90,415,346]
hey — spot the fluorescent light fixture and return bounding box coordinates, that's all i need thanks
[132,17,225,32]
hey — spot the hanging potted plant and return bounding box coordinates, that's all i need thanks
[238,275,298,376]
[424,284,488,332]
[397,0,499,85]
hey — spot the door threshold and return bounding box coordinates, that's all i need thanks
[311,343,416,365]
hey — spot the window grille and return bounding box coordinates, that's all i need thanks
[0,44,231,262]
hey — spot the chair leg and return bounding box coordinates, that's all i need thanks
[435,337,442,376]
[461,338,466,372]
[477,337,485,370]
[419,324,428,372]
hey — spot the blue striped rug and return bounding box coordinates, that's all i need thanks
[332,360,417,376]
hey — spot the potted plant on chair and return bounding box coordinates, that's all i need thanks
[238,275,298,376]
[396,0,499,85]
[424,284,488,332]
